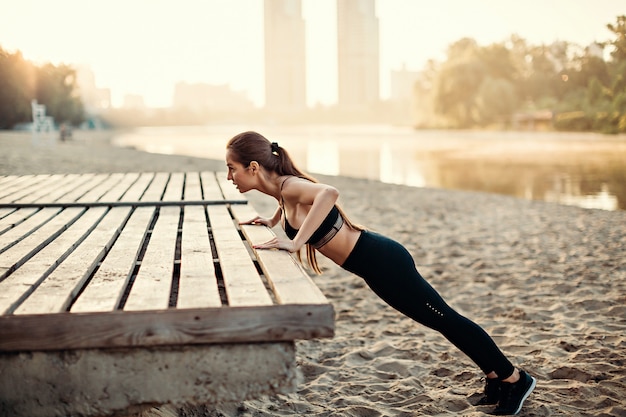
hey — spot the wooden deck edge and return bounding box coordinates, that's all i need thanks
[0,303,335,352]
[0,200,248,209]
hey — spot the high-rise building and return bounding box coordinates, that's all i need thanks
[390,64,419,102]
[74,66,111,112]
[337,0,380,110]
[173,82,253,113]
[264,0,306,111]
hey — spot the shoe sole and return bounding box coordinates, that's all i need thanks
[512,376,537,415]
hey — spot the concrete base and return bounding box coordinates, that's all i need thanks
[0,342,300,417]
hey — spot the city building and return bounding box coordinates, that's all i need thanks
[390,64,419,102]
[336,0,380,110]
[390,63,420,125]
[74,66,111,113]
[122,94,146,110]
[172,82,253,113]
[264,0,307,111]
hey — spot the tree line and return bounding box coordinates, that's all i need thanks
[0,49,84,129]
[415,15,626,133]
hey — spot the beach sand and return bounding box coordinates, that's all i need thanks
[2,130,625,416]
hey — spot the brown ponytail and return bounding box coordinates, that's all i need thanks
[227,131,309,178]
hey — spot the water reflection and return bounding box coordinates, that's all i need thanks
[287,131,625,211]
[112,126,626,211]
[544,178,618,211]
[380,142,426,187]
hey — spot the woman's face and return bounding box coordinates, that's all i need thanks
[226,149,255,193]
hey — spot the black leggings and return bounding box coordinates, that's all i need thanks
[342,230,515,379]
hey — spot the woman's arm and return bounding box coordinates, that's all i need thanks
[290,183,339,250]
[254,180,339,252]
[239,206,282,228]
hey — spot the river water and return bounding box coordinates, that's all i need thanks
[112,125,626,211]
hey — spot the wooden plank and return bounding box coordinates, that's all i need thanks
[216,171,246,203]
[0,304,335,351]
[247,234,328,304]
[231,204,330,305]
[96,172,140,202]
[77,173,125,202]
[0,172,247,208]
[0,208,60,253]
[0,208,60,252]
[14,207,131,315]
[200,171,224,200]
[0,175,59,203]
[71,207,155,313]
[0,175,35,188]
[55,174,109,203]
[36,174,96,203]
[0,200,247,209]
[0,175,47,201]
[177,206,221,309]
[0,207,103,315]
[10,174,82,204]
[0,208,15,221]
[123,206,179,311]
[0,208,38,235]
[207,205,272,306]
[119,172,154,202]
[162,172,184,201]
[32,174,96,204]
[0,175,20,187]
[140,172,170,201]
[184,172,203,201]
[0,209,68,272]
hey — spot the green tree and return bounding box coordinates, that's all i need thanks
[570,47,610,90]
[609,61,626,132]
[524,45,560,103]
[605,16,626,132]
[35,63,84,125]
[607,15,626,63]
[420,15,626,132]
[434,38,522,127]
[433,38,485,127]
[475,77,518,126]
[434,57,485,127]
[0,48,35,129]
[476,43,519,125]
[587,78,610,108]
[0,46,84,129]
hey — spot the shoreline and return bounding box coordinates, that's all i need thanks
[111,126,626,212]
[1,129,625,416]
[0,130,226,175]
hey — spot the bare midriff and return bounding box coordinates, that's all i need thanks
[316,223,362,266]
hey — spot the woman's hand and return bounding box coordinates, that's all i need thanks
[239,216,273,227]
[253,237,299,253]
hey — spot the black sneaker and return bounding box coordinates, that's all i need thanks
[492,370,536,415]
[474,377,501,405]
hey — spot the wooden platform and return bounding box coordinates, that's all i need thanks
[0,172,334,417]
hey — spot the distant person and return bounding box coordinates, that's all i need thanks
[59,123,68,142]
[225,131,536,415]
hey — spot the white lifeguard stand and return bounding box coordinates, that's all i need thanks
[31,99,55,132]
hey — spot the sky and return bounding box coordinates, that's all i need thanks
[1,0,624,108]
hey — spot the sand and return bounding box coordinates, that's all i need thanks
[2,130,625,416]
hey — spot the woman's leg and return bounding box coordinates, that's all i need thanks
[342,231,514,378]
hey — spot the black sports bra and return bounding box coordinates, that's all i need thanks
[280,177,345,249]
[284,205,344,249]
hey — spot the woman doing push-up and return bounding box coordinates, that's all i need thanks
[225,131,536,416]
